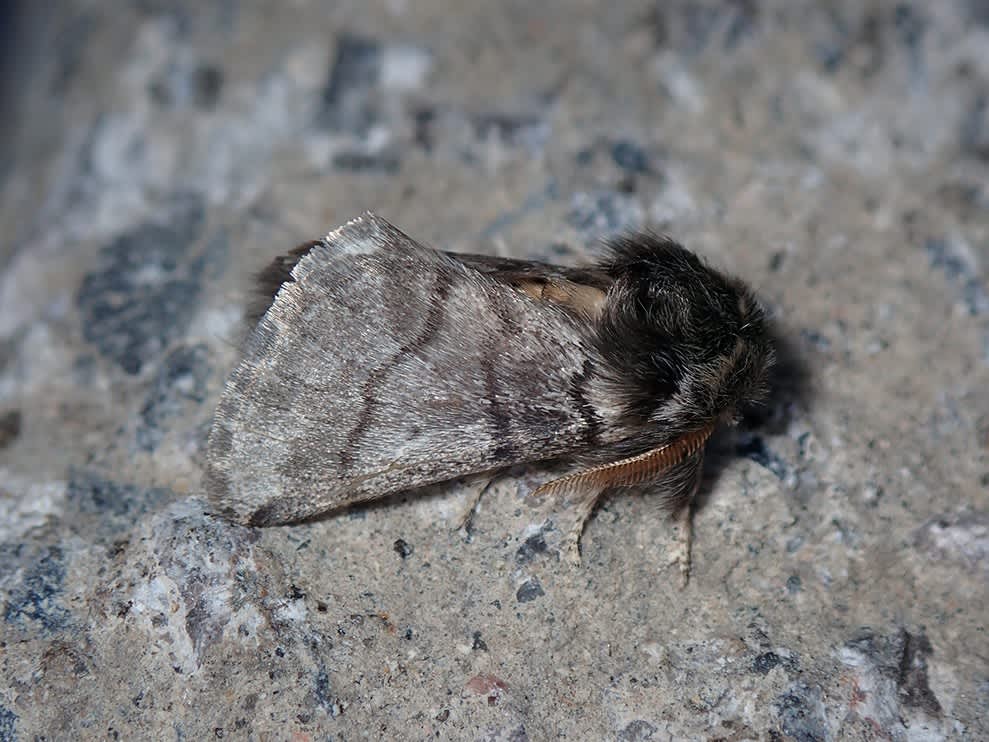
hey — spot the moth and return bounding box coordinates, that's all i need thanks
[205,213,774,581]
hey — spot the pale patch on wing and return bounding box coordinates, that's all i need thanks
[515,279,608,321]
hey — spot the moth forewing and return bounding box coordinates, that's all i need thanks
[206,214,606,526]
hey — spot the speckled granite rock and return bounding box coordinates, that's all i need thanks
[1,1,987,739]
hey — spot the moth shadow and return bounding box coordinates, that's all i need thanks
[746,322,814,435]
[693,323,813,512]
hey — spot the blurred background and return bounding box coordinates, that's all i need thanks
[0,2,986,739]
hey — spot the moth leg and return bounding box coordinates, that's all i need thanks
[533,427,714,570]
[666,506,694,588]
[562,485,607,566]
[665,462,704,587]
[455,474,497,533]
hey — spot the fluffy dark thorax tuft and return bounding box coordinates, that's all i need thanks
[594,233,774,432]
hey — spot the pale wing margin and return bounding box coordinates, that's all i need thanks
[205,213,602,526]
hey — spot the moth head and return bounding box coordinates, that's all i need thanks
[711,281,775,424]
[597,234,775,430]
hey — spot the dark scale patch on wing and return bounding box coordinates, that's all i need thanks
[567,359,602,445]
[479,286,530,460]
[249,240,324,324]
[337,266,453,468]
[483,356,515,462]
[76,196,205,375]
[483,281,524,336]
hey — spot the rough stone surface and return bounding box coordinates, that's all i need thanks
[1,1,987,739]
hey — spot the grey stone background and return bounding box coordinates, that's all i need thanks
[1,1,987,739]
